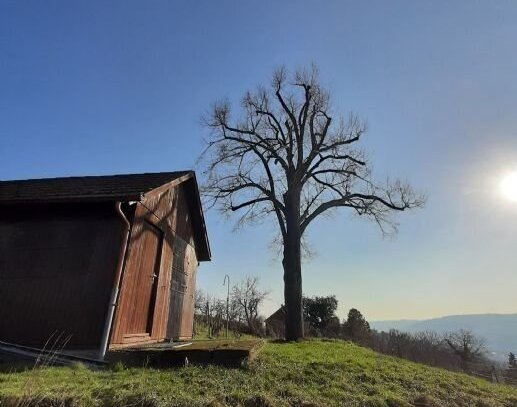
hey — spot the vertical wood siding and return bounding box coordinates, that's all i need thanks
[110,184,198,345]
[0,204,122,349]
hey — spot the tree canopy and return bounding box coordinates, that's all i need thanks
[201,65,425,340]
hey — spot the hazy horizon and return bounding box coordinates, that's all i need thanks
[1,1,517,321]
[370,312,517,323]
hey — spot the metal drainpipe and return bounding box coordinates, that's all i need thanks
[98,202,131,360]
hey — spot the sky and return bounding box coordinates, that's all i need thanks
[1,1,517,321]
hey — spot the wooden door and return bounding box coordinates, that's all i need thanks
[166,236,188,339]
[128,221,163,335]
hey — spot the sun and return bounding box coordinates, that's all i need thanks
[501,171,517,201]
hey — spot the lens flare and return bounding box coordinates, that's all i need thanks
[501,171,517,201]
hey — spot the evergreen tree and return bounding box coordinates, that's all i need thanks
[342,308,371,342]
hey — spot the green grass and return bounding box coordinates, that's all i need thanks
[1,340,516,407]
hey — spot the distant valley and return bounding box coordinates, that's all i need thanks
[370,314,517,362]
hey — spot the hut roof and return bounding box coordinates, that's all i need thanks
[0,171,193,203]
[0,171,210,260]
[265,306,286,323]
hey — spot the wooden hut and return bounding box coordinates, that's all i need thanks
[0,171,210,359]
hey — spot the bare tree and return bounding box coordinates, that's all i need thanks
[194,289,207,315]
[201,65,425,340]
[231,277,269,335]
[445,330,486,363]
[193,289,206,336]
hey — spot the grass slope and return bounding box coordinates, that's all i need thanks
[1,340,516,407]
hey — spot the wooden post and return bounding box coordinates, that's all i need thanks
[223,275,230,339]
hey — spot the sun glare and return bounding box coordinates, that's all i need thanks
[501,171,517,201]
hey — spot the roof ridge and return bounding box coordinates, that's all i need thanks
[0,170,193,184]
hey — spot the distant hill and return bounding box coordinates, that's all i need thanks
[370,314,517,362]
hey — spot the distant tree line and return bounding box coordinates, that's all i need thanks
[369,328,486,371]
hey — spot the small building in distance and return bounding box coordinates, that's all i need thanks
[265,306,314,339]
[265,306,286,338]
[0,171,210,359]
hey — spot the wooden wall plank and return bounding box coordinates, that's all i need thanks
[0,203,122,349]
[111,183,199,345]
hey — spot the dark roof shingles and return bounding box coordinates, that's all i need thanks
[0,172,191,203]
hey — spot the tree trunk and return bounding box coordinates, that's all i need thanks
[282,191,304,341]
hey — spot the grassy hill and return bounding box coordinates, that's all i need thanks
[1,340,517,407]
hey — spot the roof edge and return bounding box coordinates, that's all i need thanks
[139,172,211,262]
[142,171,194,200]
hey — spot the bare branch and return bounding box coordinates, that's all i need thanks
[301,180,425,234]
[230,197,271,211]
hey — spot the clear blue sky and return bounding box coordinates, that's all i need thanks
[1,1,517,320]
